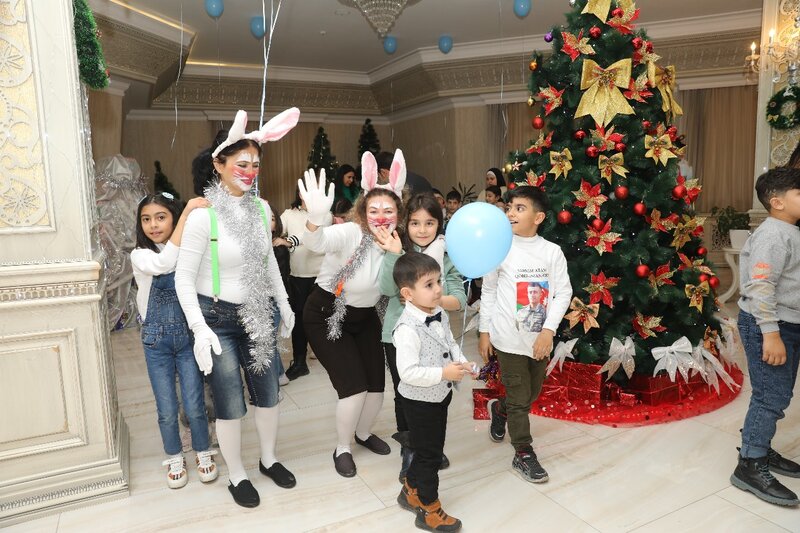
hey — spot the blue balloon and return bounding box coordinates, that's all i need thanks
[445,203,512,279]
[205,0,223,18]
[438,34,453,54]
[250,16,265,38]
[383,35,397,54]
[513,0,531,18]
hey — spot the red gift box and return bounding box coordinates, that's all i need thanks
[564,361,604,403]
[627,373,680,405]
[472,388,503,420]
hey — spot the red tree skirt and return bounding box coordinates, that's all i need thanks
[473,361,744,427]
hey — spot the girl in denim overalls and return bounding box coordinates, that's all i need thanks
[132,193,218,489]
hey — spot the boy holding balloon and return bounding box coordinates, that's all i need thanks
[478,186,572,483]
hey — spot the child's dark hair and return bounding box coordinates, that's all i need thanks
[334,198,353,217]
[431,188,443,197]
[446,189,462,202]
[290,183,303,209]
[487,167,507,187]
[401,193,444,251]
[787,140,800,169]
[191,130,262,195]
[393,251,441,290]
[755,167,800,211]
[272,210,284,239]
[136,194,182,252]
[376,151,394,171]
[507,185,550,212]
[485,185,502,197]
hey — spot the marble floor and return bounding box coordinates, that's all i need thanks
[8,305,800,533]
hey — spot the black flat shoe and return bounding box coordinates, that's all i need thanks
[440,453,450,470]
[259,461,297,488]
[285,361,310,380]
[333,450,357,477]
[355,434,391,455]
[228,479,260,508]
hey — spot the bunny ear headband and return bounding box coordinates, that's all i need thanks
[360,148,406,197]
[212,107,301,159]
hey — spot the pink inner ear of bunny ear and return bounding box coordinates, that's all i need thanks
[388,149,407,192]
[248,107,300,143]
[360,151,378,191]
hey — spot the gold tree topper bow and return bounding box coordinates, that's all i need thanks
[654,65,684,121]
[576,58,635,127]
[565,297,600,334]
[549,148,573,179]
[598,153,628,183]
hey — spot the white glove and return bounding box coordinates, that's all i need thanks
[298,169,334,226]
[278,301,295,338]
[193,324,221,375]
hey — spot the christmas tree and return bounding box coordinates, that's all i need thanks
[153,161,180,200]
[357,118,381,158]
[308,127,339,183]
[73,0,109,90]
[507,0,724,383]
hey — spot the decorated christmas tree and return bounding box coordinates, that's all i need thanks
[308,126,339,183]
[505,0,733,389]
[357,118,381,158]
[153,161,180,200]
[73,0,109,90]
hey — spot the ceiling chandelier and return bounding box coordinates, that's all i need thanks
[340,0,416,38]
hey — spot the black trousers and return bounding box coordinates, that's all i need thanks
[382,342,408,432]
[404,392,452,505]
[288,275,316,364]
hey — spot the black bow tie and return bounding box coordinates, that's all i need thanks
[425,312,442,326]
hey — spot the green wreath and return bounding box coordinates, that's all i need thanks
[766,86,800,130]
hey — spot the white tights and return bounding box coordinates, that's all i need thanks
[216,406,281,486]
[335,391,384,457]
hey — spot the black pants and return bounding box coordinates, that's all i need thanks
[404,392,452,505]
[288,275,316,364]
[382,342,408,432]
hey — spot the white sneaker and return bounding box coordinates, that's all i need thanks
[279,373,290,386]
[196,450,218,483]
[162,455,188,489]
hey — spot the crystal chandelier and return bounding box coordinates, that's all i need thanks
[353,0,409,38]
[746,16,800,86]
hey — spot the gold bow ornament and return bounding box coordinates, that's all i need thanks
[644,132,677,166]
[549,148,573,179]
[581,0,611,22]
[575,58,635,127]
[598,153,628,183]
[565,297,600,334]
[684,281,710,312]
[654,65,683,121]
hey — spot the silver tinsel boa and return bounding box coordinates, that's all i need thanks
[205,183,277,373]
[326,232,376,340]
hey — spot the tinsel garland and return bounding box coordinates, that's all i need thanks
[205,183,277,373]
[326,232,375,340]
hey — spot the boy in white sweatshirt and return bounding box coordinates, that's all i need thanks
[478,185,572,483]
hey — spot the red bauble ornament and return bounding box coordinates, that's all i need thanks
[697,246,708,257]
[507,182,517,190]
[585,145,600,158]
[574,130,587,141]
[699,274,710,283]
[667,213,680,224]
[635,264,651,278]
[709,276,721,289]
[672,184,687,200]
[557,210,573,224]
[614,185,629,200]
[589,26,602,39]
[532,116,544,129]
[632,37,644,50]
[611,7,624,17]
[591,218,605,231]
[646,41,654,53]
[642,120,651,130]
[614,142,626,153]
[633,202,647,216]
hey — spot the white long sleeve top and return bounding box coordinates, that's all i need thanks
[131,241,179,321]
[279,207,331,278]
[479,234,572,358]
[174,196,289,331]
[303,222,385,308]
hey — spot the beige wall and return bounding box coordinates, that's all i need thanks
[392,109,457,193]
[87,90,123,160]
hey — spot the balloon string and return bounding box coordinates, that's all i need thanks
[459,278,472,356]
[260,0,283,127]
[170,1,184,150]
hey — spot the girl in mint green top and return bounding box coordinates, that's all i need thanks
[377,193,466,482]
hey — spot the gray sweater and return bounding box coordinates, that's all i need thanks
[738,216,800,332]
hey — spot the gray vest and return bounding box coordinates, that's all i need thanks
[394,310,456,403]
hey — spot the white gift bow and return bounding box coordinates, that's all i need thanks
[546,338,578,376]
[598,336,636,380]
[693,345,740,394]
[652,336,702,382]
[715,316,737,366]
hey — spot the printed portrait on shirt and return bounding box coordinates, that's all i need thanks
[516,281,548,333]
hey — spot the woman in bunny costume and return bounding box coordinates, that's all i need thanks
[176,108,299,508]
[300,150,407,477]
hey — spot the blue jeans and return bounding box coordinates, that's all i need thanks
[739,310,800,458]
[199,295,280,419]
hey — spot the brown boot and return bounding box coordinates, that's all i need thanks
[397,479,422,513]
[415,499,462,532]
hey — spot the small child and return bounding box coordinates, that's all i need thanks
[732,167,800,506]
[432,188,447,219]
[444,190,461,227]
[132,192,218,489]
[478,185,572,483]
[484,185,502,205]
[393,252,474,532]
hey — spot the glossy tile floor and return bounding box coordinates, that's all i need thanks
[9,304,800,532]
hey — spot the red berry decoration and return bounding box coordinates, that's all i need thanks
[574,130,587,141]
[709,276,721,289]
[611,7,624,17]
[557,210,573,224]
[642,120,651,130]
[532,116,544,129]
[697,246,708,256]
[589,26,602,39]
[633,202,647,216]
[672,184,687,200]
[667,213,680,224]
[585,145,600,158]
[635,264,651,278]
[591,218,605,231]
[614,142,626,153]
[699,274,710,283]
[614,185,629,200]
[632,37,643,50]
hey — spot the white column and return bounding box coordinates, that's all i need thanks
[0,0,128,525]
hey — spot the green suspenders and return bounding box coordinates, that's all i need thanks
[207,198,270,301]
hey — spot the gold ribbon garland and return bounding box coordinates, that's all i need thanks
[654,65,684,121]
[575,58,635,127]
[598,153,628,183]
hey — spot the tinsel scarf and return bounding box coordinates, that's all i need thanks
[326,232,376,340]
[205,183,276,373]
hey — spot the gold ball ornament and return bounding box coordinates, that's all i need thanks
[529,59,538,71]
[527,95,535,106]
[504,163,513,173]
